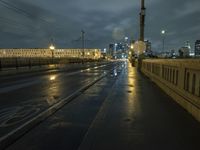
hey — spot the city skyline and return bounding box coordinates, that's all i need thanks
[0,0,200,51]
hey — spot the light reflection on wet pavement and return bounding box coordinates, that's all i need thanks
[0,61,123,139]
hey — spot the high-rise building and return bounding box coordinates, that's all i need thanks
[185,40,193,56]
[179,47,190,57]
[115,43,123,59]
[108,43,128,59]
[145,40,152,56]
[195,40,200,56]
[108,44,114,58]
[145,40,151,52]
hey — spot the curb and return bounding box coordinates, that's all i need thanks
[0,74,106,150]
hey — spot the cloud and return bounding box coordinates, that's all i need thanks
[0,0,199,51]
[175,1,200,18]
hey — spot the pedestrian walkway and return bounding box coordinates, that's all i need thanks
[78,63,200,150]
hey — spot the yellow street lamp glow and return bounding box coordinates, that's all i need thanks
[130,44,134,49]
[134,41,146,55]
[49,45,55,50]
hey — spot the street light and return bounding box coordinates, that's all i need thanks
[161,30,166,52]
[161,30,166,34]
[129,43,134,59]
[49,44,55,63]
[49,45,55,50]
[130,44,134,49]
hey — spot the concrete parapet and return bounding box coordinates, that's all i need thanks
[0,57,101,69]
[141,59,200,122]
[0,48,101,59]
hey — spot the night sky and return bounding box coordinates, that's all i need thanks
[0,0,199,52]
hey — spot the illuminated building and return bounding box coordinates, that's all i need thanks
[179,47,190,57]
[0,48,101,59]
[195,40,200,56]
[145,40,152,54]
[108,44,115,58]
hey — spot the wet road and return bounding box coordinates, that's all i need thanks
[2,61,200,150]
[0,61,122,139]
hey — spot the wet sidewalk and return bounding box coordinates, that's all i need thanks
[78,63,200,150]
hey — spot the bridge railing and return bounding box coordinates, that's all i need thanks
[141,59,200,121]
[0,57,101,71]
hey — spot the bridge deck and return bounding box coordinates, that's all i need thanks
[6,62,200,150]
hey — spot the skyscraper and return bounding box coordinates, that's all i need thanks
[195,40,200,56]
[185,41,192,55]
[145,40,151,52]
[108,44,114,58]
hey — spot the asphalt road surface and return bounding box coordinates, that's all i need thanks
[0,61,122,141]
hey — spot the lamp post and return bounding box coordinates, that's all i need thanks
[49,44,55,64]
[161,30,166,52]
[81,30,85,63]
[140,0,146,41]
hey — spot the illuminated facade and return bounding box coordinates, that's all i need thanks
[108,44,114,58]
[195,40,200,56]
[179,47,190,57]
[0,48,101,59]
[145,40,151,52]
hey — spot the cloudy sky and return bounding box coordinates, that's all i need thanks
[0,0,199,51]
